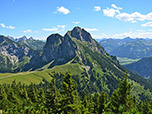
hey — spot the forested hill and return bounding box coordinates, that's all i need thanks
[0,72,152,113]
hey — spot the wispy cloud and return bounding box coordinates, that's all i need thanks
[0,23,16,29]
[57,25,66,32]
[111,4,122,10]
[23,30,32,33]
[93,6,101,12]
[55,6,70,15]
[57,25,66,29]
[141,22,152,27]
[0,23,6,28]
[103,4,152,23]
[72,21,80,24]
[84,28,98,32]
[43,25,66,32]
[6,26,16,29]
[43,27,58,32]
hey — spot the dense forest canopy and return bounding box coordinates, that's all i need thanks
[0,72,152,114]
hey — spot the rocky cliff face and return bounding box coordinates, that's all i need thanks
[70,27,106,54]
[41,33,76,66]
[0,35,37,72]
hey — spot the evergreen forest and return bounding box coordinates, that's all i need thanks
[0,72,152,114]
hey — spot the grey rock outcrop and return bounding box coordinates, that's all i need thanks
[42,33,76,64]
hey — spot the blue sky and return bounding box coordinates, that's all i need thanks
[0,0,152,40]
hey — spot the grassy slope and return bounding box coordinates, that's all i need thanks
[0,63,84,85]
[117,57,140,65]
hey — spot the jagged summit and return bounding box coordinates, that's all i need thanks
[42,33,76,63]
[71,26,92,43]
[46,33,63,44]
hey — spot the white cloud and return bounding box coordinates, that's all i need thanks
[56,6,70,15]
[94,6,101,12]
[42,27,58,32]
[57,25,66,29]
[72,21,80,24]
[103,4,121,17]
[6,26,16,29]
[103,8,120,17]
[141,22,152,27]
[84,28,98,32]
[0,23,5,28]
[111,4,122,10]
[57,25,66,32]
[116,12,147,22]
[23,30,32,33]
[103,4,152,23]
[0,23,16,29]
[43,25,66,32]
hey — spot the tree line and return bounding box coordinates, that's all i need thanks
[0,72,152,113]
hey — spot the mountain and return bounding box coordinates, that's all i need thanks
[16,36,45,50]
[7,36,45,50]
[111,39,152,59]
[99,37,137,53]
[100,38,152,59]
[124,56,152,79]
[1,27,152,99]
[0,35,39,72]
[22,27,152,97]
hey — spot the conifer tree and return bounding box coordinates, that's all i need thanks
[60,72,81,114]
[108,73,136,113]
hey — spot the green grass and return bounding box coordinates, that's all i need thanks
[0,63,85,85]
[117,57,140,65]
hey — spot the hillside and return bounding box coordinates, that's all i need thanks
[124,56,152,79]
[0,35,40,72]
[0,27,152,100]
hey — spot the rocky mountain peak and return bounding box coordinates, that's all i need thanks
[71,26,92,43]
[42,33,76,64]
[46,34,63,45]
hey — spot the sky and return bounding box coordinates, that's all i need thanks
[1,0,152,40]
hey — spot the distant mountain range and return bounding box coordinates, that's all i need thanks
[0,27,152,98]
[8,36,45,50]
[99,37,152,59]
[124,56,152,79]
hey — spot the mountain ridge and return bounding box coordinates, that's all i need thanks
[0,27,152,99]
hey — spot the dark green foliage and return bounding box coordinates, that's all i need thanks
[0,72,152,113]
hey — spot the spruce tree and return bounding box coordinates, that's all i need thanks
[60,72,81,114]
